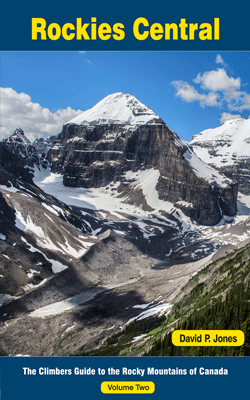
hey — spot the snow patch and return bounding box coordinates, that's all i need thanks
[21,236,68,274]
[183,149,231,188]
[0,293,17,307]
[127,303,172,324]
[125,169,174,212]
[30,287,106,318]
[0,184,19,193]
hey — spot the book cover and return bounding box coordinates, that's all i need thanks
[0,1,249,398]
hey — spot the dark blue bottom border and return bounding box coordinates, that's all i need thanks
[1,356,249,399]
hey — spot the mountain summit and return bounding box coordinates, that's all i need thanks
[190,117,250,194]
[67,92,161,126]
[48,93,237,225]
[0,128,40,183]
[2,128,31,147]
[191,118,250,166]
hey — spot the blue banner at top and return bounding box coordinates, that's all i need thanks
[0,0,249,51]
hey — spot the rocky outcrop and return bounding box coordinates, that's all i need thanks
[32,135,56,169]
[0,128,39,184]
[0,128,54,183]
[219,163,250,195]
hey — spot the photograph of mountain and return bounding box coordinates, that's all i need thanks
[0,52,249,356]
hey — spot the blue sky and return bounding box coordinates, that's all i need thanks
[1,51,250,141]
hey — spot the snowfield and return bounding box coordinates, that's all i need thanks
[33,167,250,255]
[183,149,232,188]
[34,168,191,239]
[34,169,175,218]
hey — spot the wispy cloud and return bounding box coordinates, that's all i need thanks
[78,51,92,64]
[215,53,229,68]
[216,54,224,65]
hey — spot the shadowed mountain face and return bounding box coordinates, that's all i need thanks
[0,128,39,184]
[48,93,237,225]
[0,128,53,185]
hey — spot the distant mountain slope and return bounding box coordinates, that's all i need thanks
[33,135,56,158]
[190,118,250,194]
[48,92,237,226]
[0,128,56,184]
[0,128,40,183]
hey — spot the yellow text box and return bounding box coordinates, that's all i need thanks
[172,330,244,346]
[101,381,155,394]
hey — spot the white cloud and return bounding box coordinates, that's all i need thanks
[0,87,83,142]
[172,81,219,107]
[215,54,224,64]
[220,112,241,124]
[194,68,240,92]
[172,64,250,113]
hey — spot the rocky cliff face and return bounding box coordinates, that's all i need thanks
[48,93,237,226]
[190,118,250,195]
[0,128,53,183]
[33,135,56,157]
[0,128,39,184]
[219,162,250,195]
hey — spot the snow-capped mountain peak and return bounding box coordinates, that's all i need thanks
[190,117,250,194]
[67,92,160,126]
[3,128,31,146]
[190,117,250,167]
